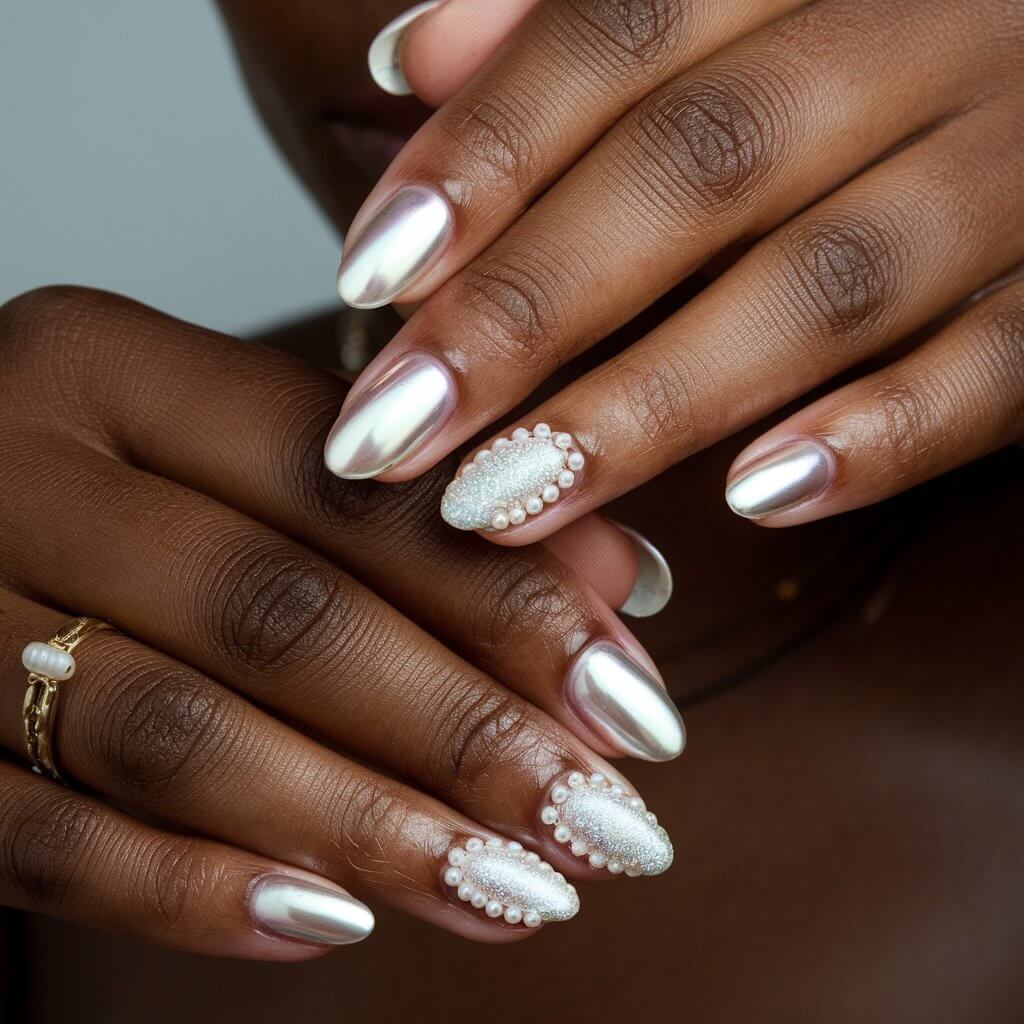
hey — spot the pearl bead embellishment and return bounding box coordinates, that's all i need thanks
[444,836,579,927]
[21,642,75,681]
[440,425,586,531]
[540,770,674,877]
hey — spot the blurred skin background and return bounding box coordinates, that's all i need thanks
[2,4,1023,1023]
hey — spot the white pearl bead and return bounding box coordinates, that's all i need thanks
[553,825,571,843]
[507,841,523,851]
[625,867,642,878]
[512,427,530,441]
[534,423,551,438]
[610,784,624,796]
[448,848,466,865]
[646,812,658,825]
[589,772,605,786]
[466,837,483,852]
[471,891,488,908]
[461,462,478,476]
[567,452,585,471]
[485,900,504,918]
[444,867,462,886]
[493,438,512,449]
[491,510,510,530]
[607,859,623,875]
[526,496,544,515]
[551,785,569,804]
[540,806,559,825]
[22,642,75,681]
[570,840,588,857]
[485,837,503,847]
[474,449,492,464]
[554,432,572,449]
[567,771,585,787]
[542,484,559,503]
[504,906,523,925]
[629,796,645,810]
[457,882,474,901]
[525,852,541,864]
[589,852,607,869]
[539,862,553,872]
[509,506,526,525]
[557,470,575,489]
[523,911,542,928]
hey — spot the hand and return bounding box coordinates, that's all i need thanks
[326,0,1024,540]
[0,287,682,958]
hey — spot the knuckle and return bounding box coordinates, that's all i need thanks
[560,0,688,74]
[0,286,108,374]
[972,298,1024,427]
[626,69,786,213]
[203,540,354,681]
[867,374,947,474]
[325,776,412,884]
[134,836,219,932]
[449,250,568,373]
[93,658,237,803]
[771,210,909,344]
[0,785,104,906]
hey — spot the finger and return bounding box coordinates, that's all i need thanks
[0,593,581,938]
[724,277,1024,525]
[0,760,372,959]
[370,0,541,104]
[328,0,993,488]
[448,91,1024,544]
[337,0,804,309]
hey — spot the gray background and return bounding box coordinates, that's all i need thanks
[1,1,341,335]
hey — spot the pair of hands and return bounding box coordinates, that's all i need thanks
[315,0,1024,537]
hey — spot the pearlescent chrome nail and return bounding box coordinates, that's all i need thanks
[616,525,673,618]
[367,2,443,96]
[566,641,685,762]
[250,875,374,945]
[726,439,834,519]
[338,184,452,309]
[443,836,579,927]
[324,352,456,479]
[541,771,673,877]
[440,424,585,532]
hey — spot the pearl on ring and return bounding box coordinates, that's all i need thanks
[21,642,75,681]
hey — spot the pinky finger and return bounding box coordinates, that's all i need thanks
[0,762,373,959]
[725,280,1024,527]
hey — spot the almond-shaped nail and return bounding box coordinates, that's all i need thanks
[540,771,674,877]
[566,641,685,762]
[338,184,452,309]
[726,439,835,519]
[324,352,456,479]
[441,424,585,532]
[616,525,673,618]
[443,836,579,928]
[250,875,374,945]
[367,2,443,97]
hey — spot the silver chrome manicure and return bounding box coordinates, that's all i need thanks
[541,771,673,877]
[726,440,834,519]
[338,184,452,309]
[368,2,443,96]
[616,525,673,618]
[250,875,374,945]
[566,641,685,762]
[324,352,456,479]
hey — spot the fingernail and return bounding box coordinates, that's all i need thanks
[250,875,374,945]
[441,425,586,532]
[726,439,835,519]
[338,184,452,309]
[367,2,443,97]
[324,352,456,479]
[615,525,673,618]
[443,836,579,928]
[541,771,673,877]
[566,641,685,762]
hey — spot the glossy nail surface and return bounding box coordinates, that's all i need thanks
[441,425,585,531]
[338,185,452,309]
[368,2,442,96]
[566,641,685,762]
[541,771,673,877]
[250,875,374,945]
[444,837,579,927]
[726,440,834,519]
[616,525,673,618]
[325,353,455,479]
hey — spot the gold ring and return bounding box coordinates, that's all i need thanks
[21,618,112,784]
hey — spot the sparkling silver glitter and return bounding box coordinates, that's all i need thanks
[441,433,575,531]
[544,773,673,877]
